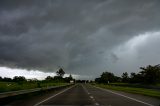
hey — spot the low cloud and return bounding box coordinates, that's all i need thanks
[0,0,160,79]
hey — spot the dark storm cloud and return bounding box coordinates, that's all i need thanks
[0,0,160,78]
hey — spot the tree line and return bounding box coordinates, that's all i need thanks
[0,68,74,83]
[95,64,160,84]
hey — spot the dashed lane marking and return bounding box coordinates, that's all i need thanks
[81,84,100,106]
[95,102,100,105]
[90,96,94,99]
[81,84,90,95]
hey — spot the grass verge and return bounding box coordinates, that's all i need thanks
[0,82,68,93]
[95,84,160,99]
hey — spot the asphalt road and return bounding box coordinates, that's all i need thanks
[35,84,160,106]
[1,84,160,106]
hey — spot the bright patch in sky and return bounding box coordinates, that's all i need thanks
[0,67,56,80]
[108,31,160,75]
[0,67,79,80]
[114,31,160,58]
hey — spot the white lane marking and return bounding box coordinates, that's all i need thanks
[90,96,94,99]
[81,84,90,94]
[95,102,100,105]
[94,86,154,106]
[81,84,100,106]
[34,85,76,106]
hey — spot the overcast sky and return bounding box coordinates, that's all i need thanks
[0,0,160,79]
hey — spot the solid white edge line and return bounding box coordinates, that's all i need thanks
[94,86,154,106]
[34,84,76,106]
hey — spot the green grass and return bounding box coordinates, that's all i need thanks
[95,84,160,99]
[107,82,160,90]
[156,83,160,87]
[0,81,68,93]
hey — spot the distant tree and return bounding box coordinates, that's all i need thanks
[64,74,73,82]
[100,71,116,83]
[3,77,12,82]
[130,72,136,79]
[95,71,120,83]
[13,76,26,82]
[129,72,137,83]
[122,72,129,83]
[139,64,160,84]
[45,76,54,81]
[56,68,65,77]
[129,72,141,83]
[114,76,122,82]
[54,76,65,82]
[69,74,73,79]
[67,74,73,81]
[95,77,101,83]
[0,76,2,81]
[30,78,38,82]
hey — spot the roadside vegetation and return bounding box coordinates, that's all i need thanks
[94,64,160,98]
[0,68,74,93]
[95,84,160,98]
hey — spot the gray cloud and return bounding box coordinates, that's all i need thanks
[0,0,160,78]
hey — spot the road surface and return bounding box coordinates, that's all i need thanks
[35,84,160,106]
[1,84,160,106]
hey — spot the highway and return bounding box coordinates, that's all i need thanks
[1,84,160,106]
[35,84,160,106]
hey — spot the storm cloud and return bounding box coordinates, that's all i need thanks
[0,0,160,79]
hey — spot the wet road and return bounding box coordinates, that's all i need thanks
[35,84,160,106]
